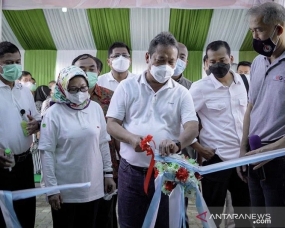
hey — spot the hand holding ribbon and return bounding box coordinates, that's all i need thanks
[140,135,156,194]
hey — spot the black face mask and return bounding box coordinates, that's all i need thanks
[209,62,230,78]
[205,69,211,76]
[253,26,278,57]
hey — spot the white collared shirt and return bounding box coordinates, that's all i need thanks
[97,71,137,91]
[107,72,198,167]
[0,81,41,154]
[189,71,247,161]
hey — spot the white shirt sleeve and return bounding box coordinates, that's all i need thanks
[180,90,198,125]
[189,82,205,112]
[27,90,41,121]
[98,106,113,174]
[106,83,126,121]
[40,150,60,196]
[38,111,59,195]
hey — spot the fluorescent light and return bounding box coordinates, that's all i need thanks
[62,7,67,12]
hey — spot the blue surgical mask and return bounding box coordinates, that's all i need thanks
[0,64,22,82]
[173,59,186,76]
[86,72,98,88]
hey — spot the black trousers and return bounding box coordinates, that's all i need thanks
[0,153,36,228]
[202,154,251,228]
[51,199,100,228]
[95,177,118,228]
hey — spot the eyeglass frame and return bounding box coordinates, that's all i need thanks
[67,86,89,94]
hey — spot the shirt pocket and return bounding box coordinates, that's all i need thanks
[205,101,229,129]
[239,98,247,107]
[205,101,226,111]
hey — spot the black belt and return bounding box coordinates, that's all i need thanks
[14,149,31,163]
[124,159,148,173]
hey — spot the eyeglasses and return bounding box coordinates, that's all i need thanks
[110,54,130,59]
[67,86,88,94]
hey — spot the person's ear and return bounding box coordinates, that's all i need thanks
[107,58,111,67]
[277,25,283,36]
[145,52,150,64]
[230,55,234,64]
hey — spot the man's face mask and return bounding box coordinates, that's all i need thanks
[253,26,280,57]
[111,55,130,73]
[209,62,230,79]
[173,58,186,76]
[86,72,98,89]
[150,62,174,83]
[0,64,22,82]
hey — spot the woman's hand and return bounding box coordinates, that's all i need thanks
[104,177,116,194]
[48,193,62,211]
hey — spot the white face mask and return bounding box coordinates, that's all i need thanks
[111,55,130,73]
[65,91,90,104]
[22,81,33,88]
[150,64,174,83]
[173,58,186,76]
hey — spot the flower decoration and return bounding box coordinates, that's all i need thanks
[140,135,155,156]
[141,135,201,198]
[154,154,200,198]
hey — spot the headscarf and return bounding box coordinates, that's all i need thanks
[52,66,90,110]
[34,85,51,102]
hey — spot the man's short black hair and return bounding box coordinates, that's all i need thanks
[237,61,252,70]
[108,42,130,58]
[19,71,32,80]
[31,77,36,83]
[0,41,20,58]
[206,40,231,57]
[148,32,179,58]
[71,54,103,73]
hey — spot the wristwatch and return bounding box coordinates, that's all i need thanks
[172,140,181,153]
[104,171,113,175]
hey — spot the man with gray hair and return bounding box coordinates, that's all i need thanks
[107,32,198,228]
[238,2,285,227]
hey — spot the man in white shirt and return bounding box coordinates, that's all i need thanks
[107,32,198,228]
[0,41,41,227]
[189,41,251,227]
[97,42,136,91]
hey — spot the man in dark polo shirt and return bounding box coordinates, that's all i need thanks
[238,2,285,227]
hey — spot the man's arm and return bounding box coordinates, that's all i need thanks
[179,121,199,150]
[107,117,143,152]
[237,102,253,182]
[240,102,253,156]
[191,141,215,161]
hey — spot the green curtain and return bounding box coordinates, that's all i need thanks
[169,9,213,50]
[96,50,132,75]
[87,9,131,50]
[24,50,57,86]
[184,51,203,82]
[96,50,109,75]
[3,10,56,50]
[240,31,254,51]
[169,9,213,81]
[239,51,258,62]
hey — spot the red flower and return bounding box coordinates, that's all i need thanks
[175,167,189,182]
[140,135,154,155]
[164,181,176,192]
[194,172,202,180]
[154,168,159,178]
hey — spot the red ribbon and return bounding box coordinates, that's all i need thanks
[140,135,155,195]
